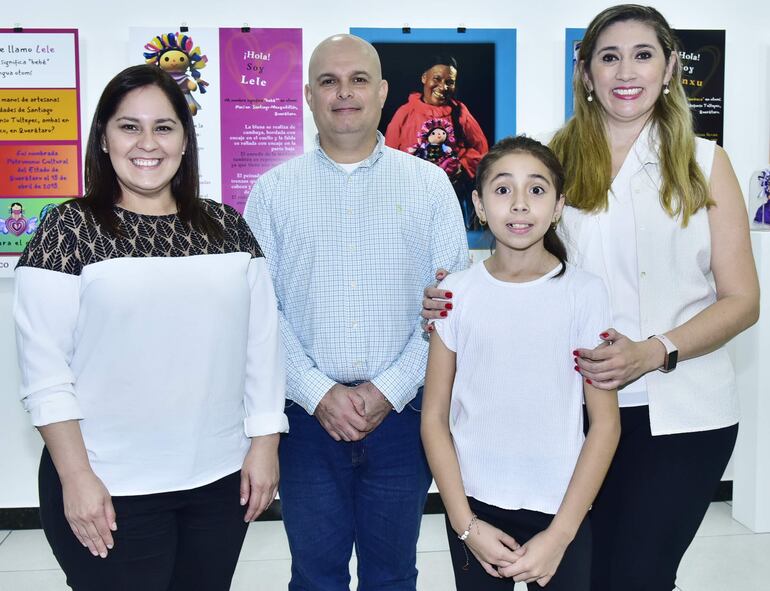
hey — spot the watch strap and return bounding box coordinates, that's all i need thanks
[648,334,678,372]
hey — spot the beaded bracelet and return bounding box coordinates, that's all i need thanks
[458,514,478,541]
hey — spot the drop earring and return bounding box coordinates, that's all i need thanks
[586,91,594,103]
[663,84,670,95]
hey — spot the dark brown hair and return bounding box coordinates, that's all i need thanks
[80,64,220,238]
[476,135,568,277]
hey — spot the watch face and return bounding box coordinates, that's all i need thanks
[667,349,678,371]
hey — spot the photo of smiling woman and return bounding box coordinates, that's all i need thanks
[13,64,287,591]
[385,54,489,231]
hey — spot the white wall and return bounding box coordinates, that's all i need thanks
[1,0,769,508]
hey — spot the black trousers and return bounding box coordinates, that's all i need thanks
[39,447,249,591]
[590,406,738,591]
[446,497,591,591]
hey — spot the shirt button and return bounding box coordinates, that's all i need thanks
[353,360,362,367]
[349,245,356,252]
[351,320,359,328]
[346,208,353,215]
[351,280,357,289]
[640,271,647,278]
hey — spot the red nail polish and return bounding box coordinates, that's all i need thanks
[445,291,453,298]
[427,324,434,332]
[574,365,579,371]
[574,357,578,364]
[445,303,453,310]
[600,332,609,339]
[572,350,579,357]
[440,310,448,317]
[586,379,593,385]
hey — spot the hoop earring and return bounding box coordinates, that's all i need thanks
[586,91,594,103]
[479,217,487,227]
[663,84,670,95]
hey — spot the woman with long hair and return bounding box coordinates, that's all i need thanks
[14,64,287,590]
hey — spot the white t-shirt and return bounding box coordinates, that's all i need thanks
[434,261,610,514]
[337,159,365,174]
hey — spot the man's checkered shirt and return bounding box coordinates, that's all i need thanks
[244,133,469,413]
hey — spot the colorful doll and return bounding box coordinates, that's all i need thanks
[409,117,461,177]
[143,32,209,115]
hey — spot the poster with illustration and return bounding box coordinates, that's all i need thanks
[0,28,81,276]
[563,28,725,145]
[352,27,516,250]
[129,27,303,212]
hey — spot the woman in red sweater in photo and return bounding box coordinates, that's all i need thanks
[385,55,489,230]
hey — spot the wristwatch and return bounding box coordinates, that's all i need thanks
[648,334,678,372]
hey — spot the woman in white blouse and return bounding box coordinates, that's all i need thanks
[424,5,758,590]
[14,64,287,591]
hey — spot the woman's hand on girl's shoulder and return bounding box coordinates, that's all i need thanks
[464,518,526,578]
[497,527,569,587]
[421,268,454,333]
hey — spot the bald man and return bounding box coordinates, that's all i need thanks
[244,35,468,590]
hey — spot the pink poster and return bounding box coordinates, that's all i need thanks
[218,28,302,213]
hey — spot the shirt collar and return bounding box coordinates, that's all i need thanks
[314,131,386,170]
[631,121,660,167]
[609,121,659,193]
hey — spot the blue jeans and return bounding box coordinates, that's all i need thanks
[279,389,431,591]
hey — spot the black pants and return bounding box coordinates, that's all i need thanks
[39,447,249,591]
[446,497,591,591]
[590,406,738,591]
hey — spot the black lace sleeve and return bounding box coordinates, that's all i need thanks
[16,203,84,275]
[221,203,264,259]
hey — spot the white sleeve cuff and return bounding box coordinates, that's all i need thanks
[24,387,84,427]
[244,412,289,438]
[371,367,419,413]
[295,370,337,414]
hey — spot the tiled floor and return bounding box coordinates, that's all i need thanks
[0,503,767,590]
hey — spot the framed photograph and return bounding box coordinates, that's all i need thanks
[352,27,516,250]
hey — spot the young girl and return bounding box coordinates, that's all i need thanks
[421,136,620,590]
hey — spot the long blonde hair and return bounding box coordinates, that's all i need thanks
[550,4,711,226]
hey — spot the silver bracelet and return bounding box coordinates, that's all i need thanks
[458,514,478,541]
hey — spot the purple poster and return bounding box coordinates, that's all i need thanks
[218,28,303,212]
